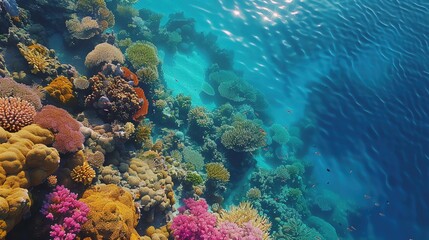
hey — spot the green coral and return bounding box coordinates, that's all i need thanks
[270,124,290,144]
[125,41,159,69]
[221,120,266,152]
[185,172,203,185]
[274,218,323,240]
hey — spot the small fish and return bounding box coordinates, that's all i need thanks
[374,202,380,207]
[326,168,331,172]
[379,212,385,217]
[364,194,371,199]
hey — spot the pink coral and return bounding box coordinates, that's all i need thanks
[41,185,89,240]
[0,97,36,132]
[34,105,84,153]
[171,198,222,240]
[171,198,264,240]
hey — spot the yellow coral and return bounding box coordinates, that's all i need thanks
[205,163,230,182]
[77,184,140,240]
[71,162,96,185]
[218,202,271,240]
[17,43,58,74]
[0,125,59,237]
[44,76,75,103]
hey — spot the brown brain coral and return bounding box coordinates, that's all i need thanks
[0,97,36,132]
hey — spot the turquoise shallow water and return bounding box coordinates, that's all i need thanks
[139,0,429,238]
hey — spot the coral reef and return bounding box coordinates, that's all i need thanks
[17,43,59,75]
[44,75,75,104]
[77,184,141,239]
[84,73,141,122]
[0,124,60,237]
[66,15,101,40]
[70,161,96,185]
[84,43,125,69]
[34,105,84,153]
[41,185,89,240]
[0,97,36,132]
[0,78,43,110]
[205,163,230,182]
[125,41,159,69]
[221,120,266,152]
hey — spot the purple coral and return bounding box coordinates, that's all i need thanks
[41,185,89,240]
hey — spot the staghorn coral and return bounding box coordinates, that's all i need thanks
[66,15,101,40]
[71,162,96,185]
[205,163,230,182]
[34,105,84,153]
[41,185,89,240]
[77,184,141,240]
[0,97,36,132]
[0,78,43,110]
[44,75,75,104]
[0,124,60,237]
[125,41,159,69]
[85,73,141,122]
[218,202,271,240]
[17,43,59,75]
[221,120,266,152]
[84,43,124,69]
[274,218,322,240]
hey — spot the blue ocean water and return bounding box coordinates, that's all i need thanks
[139,0,429,239]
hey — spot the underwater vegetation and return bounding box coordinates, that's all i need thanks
[0,0,381,239]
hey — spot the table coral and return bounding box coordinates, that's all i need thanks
[77,184,141,240]
[0,97,36,132]
[66,15,101,40]
[0,124,60,237]
[44,76,75,104]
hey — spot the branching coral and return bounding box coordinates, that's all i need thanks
[70,162,96,185]
[221,120,266,152]
[205,163,230,182]
[66,15,101,40]
[17,43,59,75]
[0,78,43,110]
[183,147,205,171]
[84,43,124,69]
[218,202,271,240]
[0,97,36,132]
[41,185,89,240]
[44,75,75,104]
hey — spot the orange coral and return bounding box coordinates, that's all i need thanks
[70,162,96,185]
[121,66,139,86]
[133,87,149,121]
[17,43,58,74]
[44,76,75,103]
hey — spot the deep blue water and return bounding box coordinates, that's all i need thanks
[140,0,429,239]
